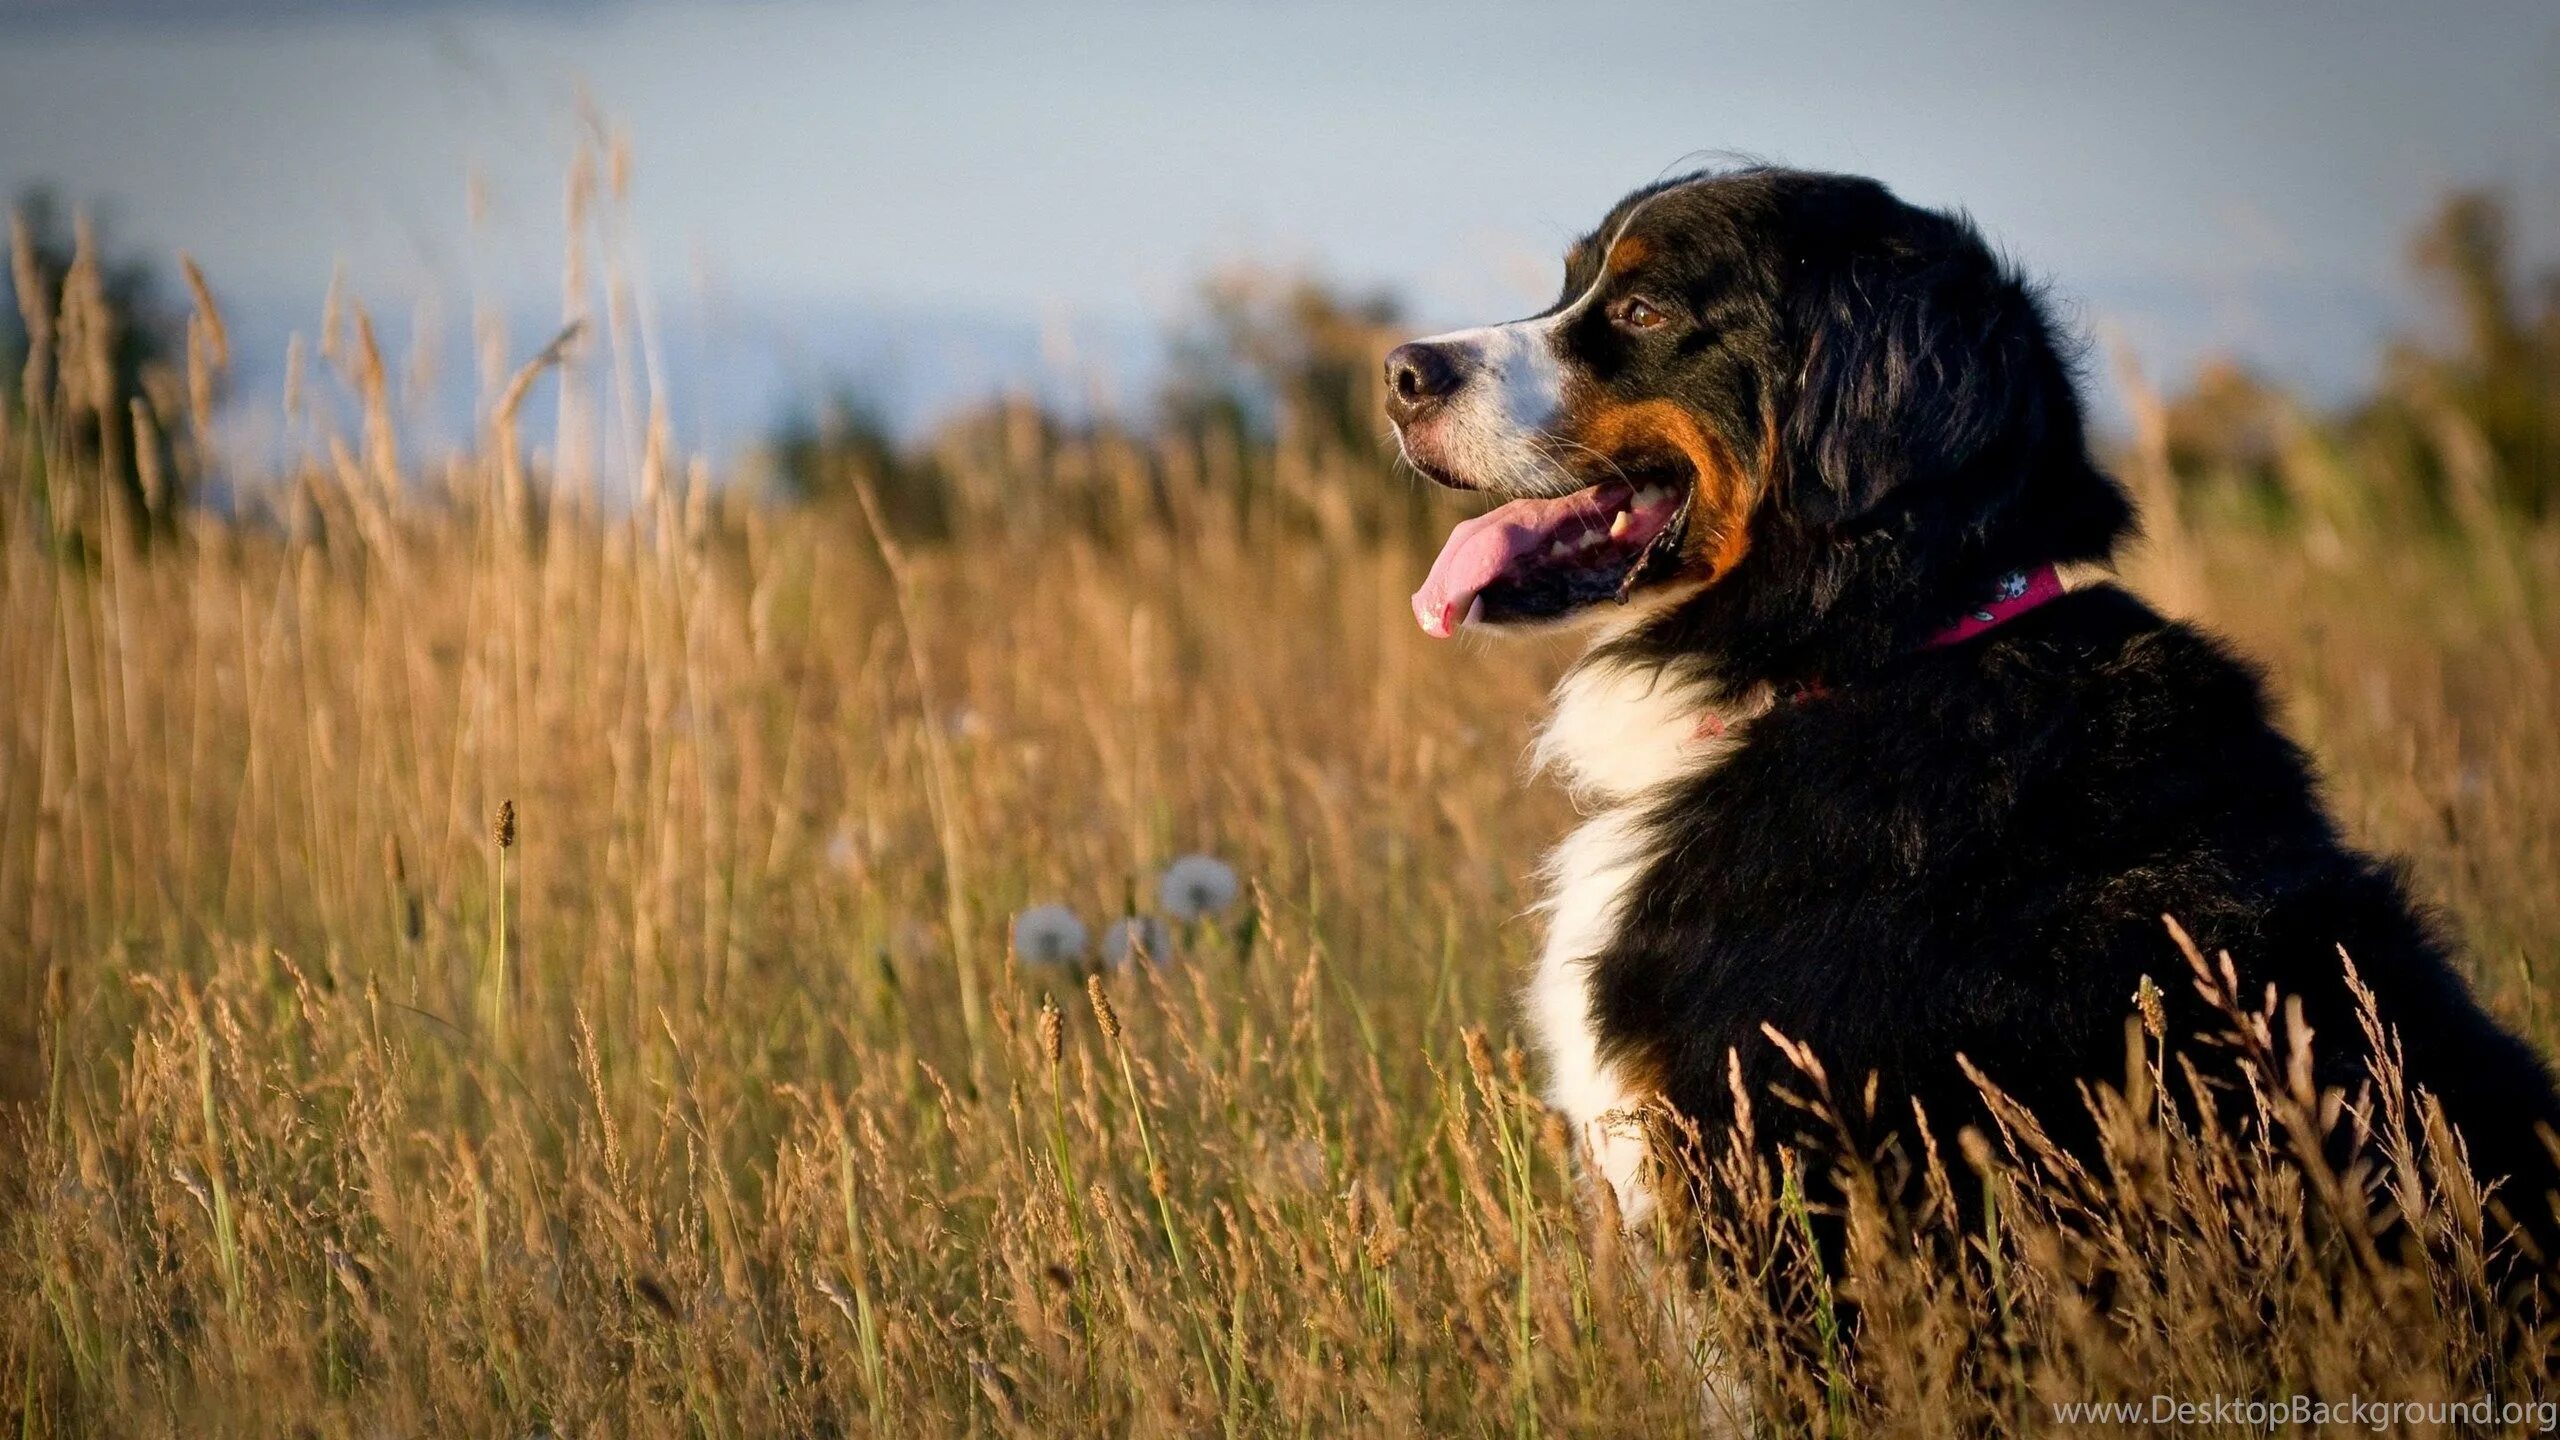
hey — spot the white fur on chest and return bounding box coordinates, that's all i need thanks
[1524,654,1762,1224]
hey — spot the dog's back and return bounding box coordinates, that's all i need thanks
[1571,579,2560,1259]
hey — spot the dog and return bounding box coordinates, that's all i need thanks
[1383,166,2560,1273]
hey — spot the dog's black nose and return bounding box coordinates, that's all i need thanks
[1384,342,1466,424]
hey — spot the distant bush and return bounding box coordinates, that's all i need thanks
[1157,263,1406,461]
[762,391,954,541]
[757,268,1433,549]
[2160,189,2560,529]
[2,189,206,541]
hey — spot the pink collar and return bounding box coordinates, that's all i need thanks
[1926,563,2065,648]
[1693,564,2068,739]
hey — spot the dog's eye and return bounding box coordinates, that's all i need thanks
[1611,297,1668,332]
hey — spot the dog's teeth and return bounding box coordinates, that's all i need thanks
[1609,510,1633,539]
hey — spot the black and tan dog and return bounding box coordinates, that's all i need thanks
[1384,165,2560,1266]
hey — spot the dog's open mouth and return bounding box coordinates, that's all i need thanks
[1412,477,1690,637]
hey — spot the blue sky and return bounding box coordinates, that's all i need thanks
[4,0,2556,453]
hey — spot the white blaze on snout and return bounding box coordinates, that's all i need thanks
[1395,319,1570,497]
[1419,322,1565,431]
[1395,201,1661,500]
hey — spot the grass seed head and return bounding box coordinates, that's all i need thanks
[1085,973,1121,1043]
[1038,998,1063,1067]
[2135,973,2168,1040]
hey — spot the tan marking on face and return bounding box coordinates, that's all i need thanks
[1568,397,1760,583]
[1603,234,1651,276]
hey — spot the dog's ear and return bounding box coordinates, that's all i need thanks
[1778,207,2124,556]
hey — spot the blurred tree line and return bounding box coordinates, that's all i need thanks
[758,265,1427,546]
[9,182,2552,551]
[776,189,2560,550]
[2,190,204,543]
[2157,190,2560,530]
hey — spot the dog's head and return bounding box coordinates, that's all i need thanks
[1389,167,2129,650]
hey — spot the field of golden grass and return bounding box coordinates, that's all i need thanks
[4,193,2559,1435]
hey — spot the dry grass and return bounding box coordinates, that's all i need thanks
[5,193,2560,1437]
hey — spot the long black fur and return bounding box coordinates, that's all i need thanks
[1547,170,2560,1270]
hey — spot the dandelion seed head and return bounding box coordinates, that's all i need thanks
[1157,854,1239,922]
[1010,904,1088,967]
[1102,915,1173,969]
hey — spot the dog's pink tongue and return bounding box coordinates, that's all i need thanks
[1413,490,1609,639]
